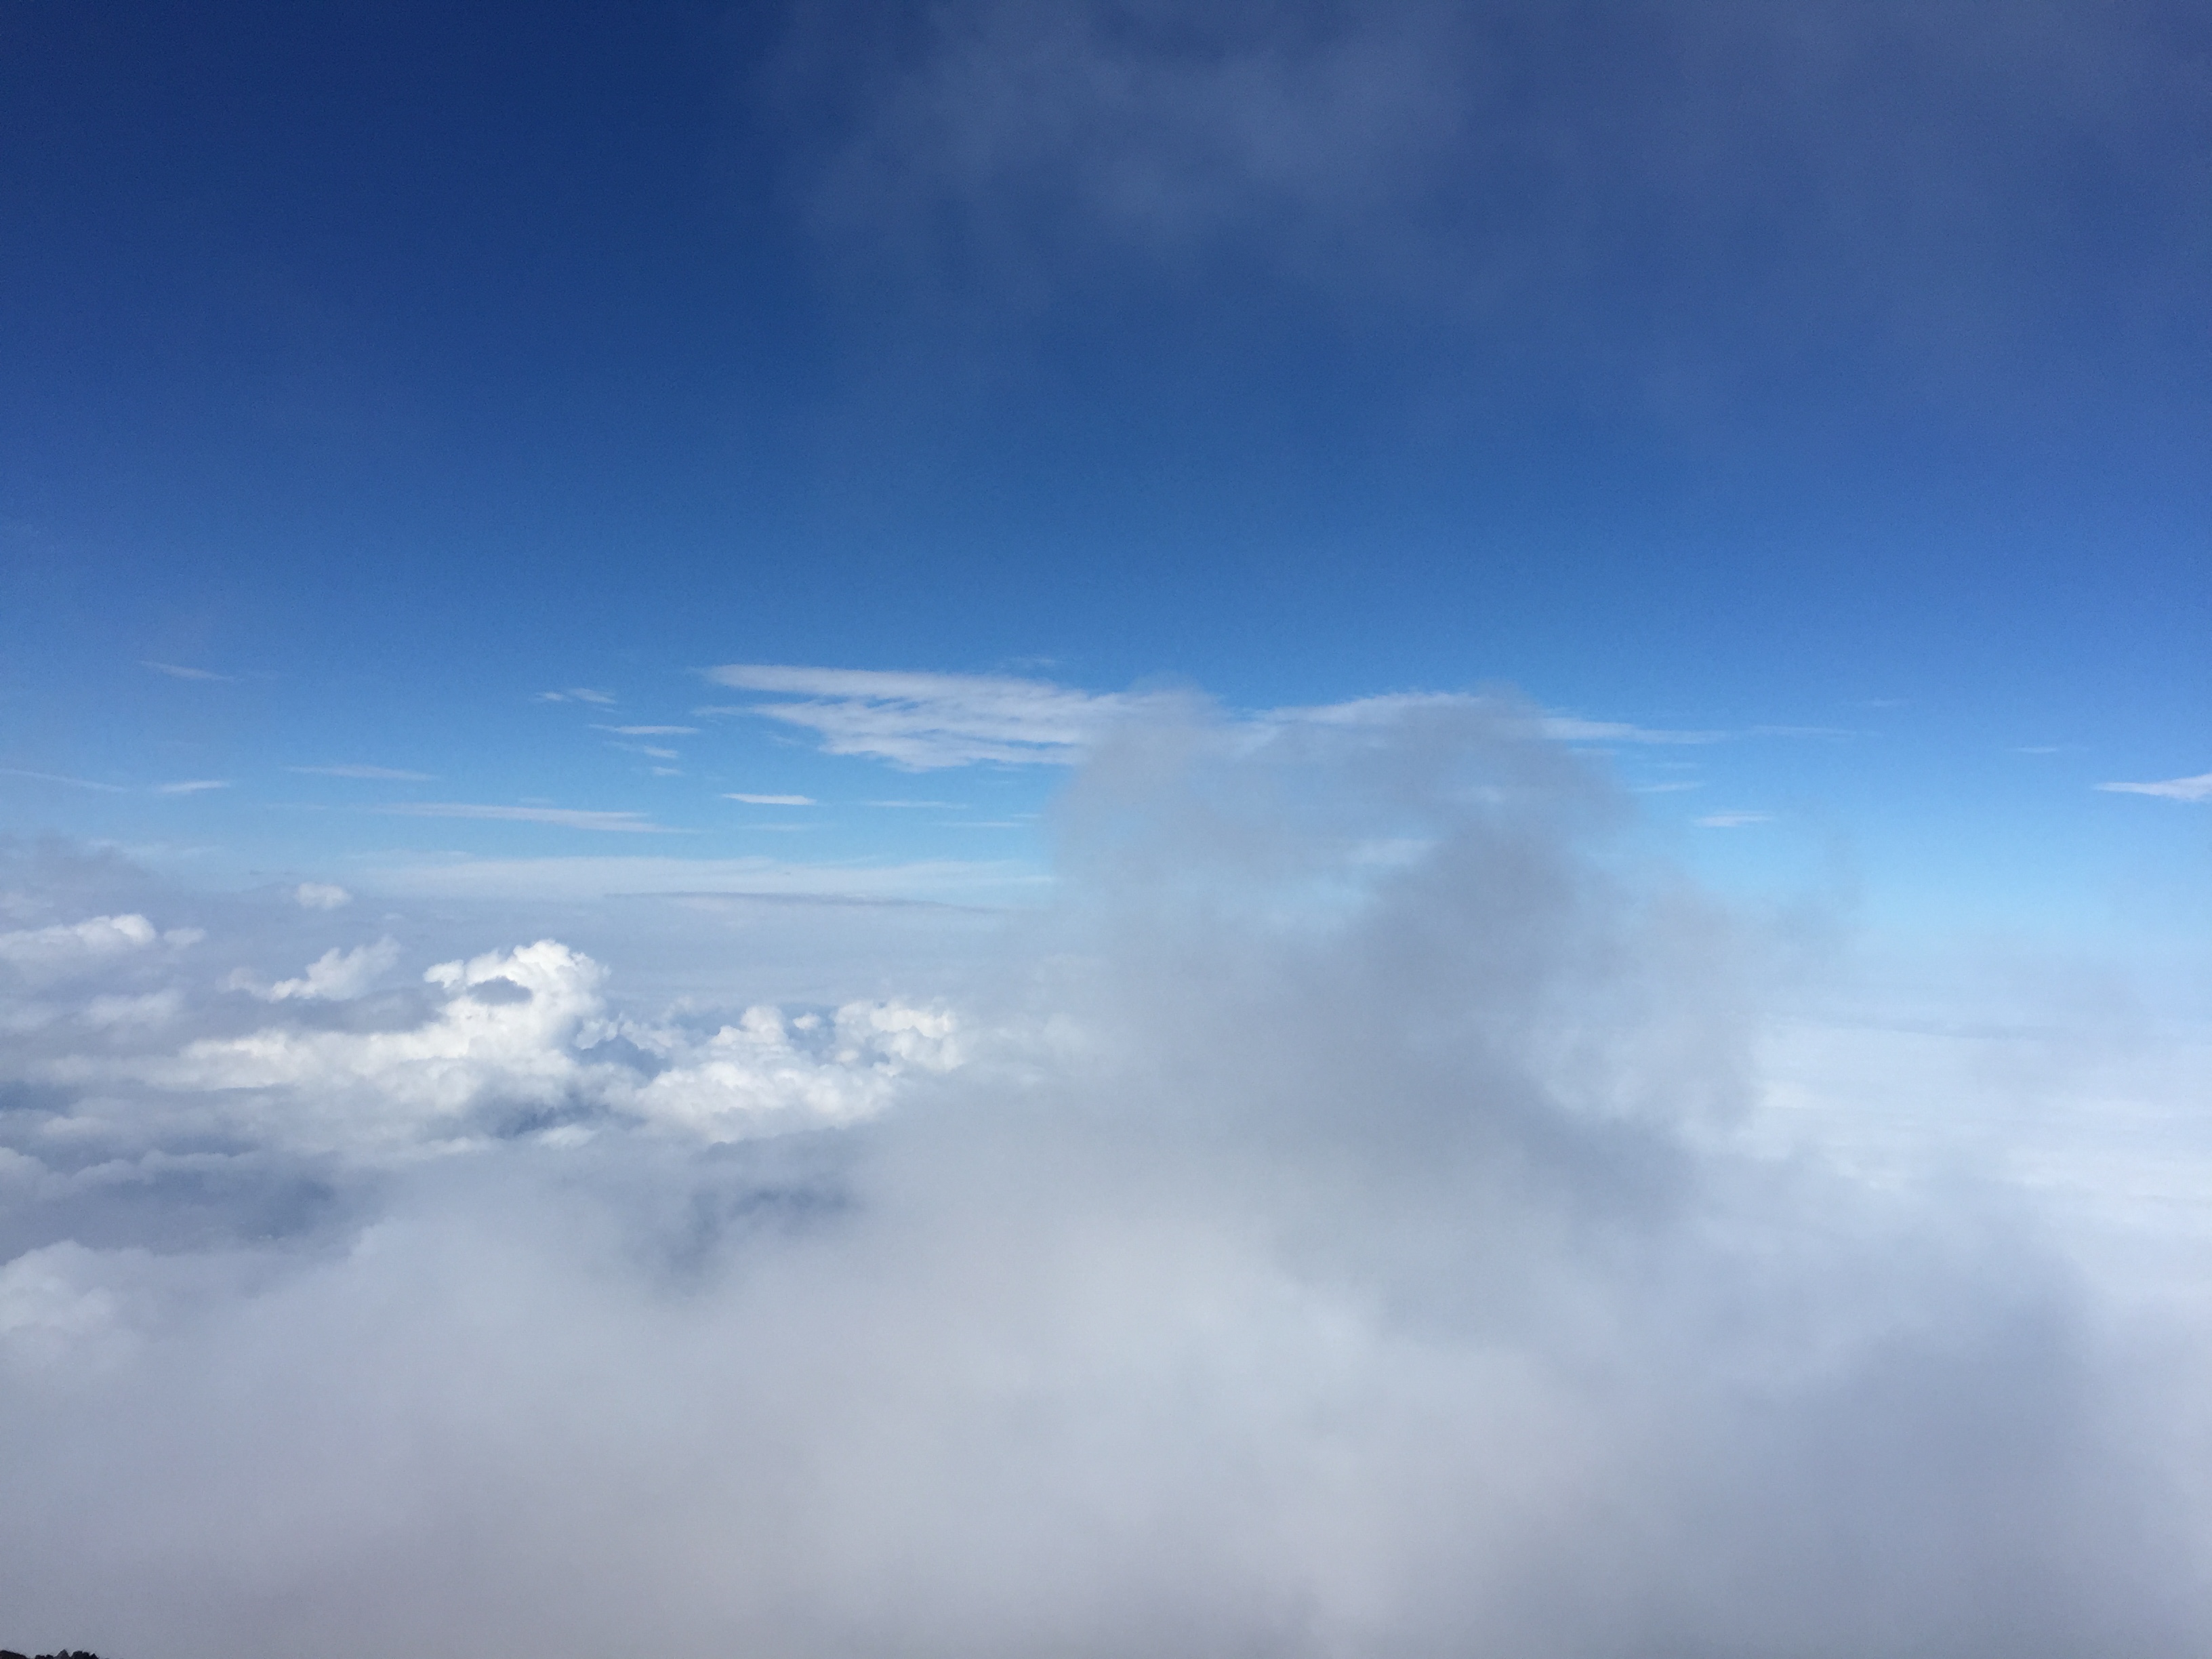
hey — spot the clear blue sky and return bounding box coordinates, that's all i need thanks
[3,0,2208,935]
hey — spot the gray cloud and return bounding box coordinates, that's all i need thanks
[1,708,2209,1656]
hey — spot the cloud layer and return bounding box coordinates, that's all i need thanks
[3,705,2209,1658]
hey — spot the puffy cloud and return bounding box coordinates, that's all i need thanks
[232,938,401,1002]
[629,1000,961,1139]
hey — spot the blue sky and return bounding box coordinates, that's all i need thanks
[3,0,2209,934]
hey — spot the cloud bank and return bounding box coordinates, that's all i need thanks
[2,703,2209,1658]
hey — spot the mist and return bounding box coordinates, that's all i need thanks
[3,701,2208,1657]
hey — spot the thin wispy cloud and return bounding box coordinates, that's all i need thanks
[725,793,817,806]
[1696,811,1773,828]
[289,764,436,781]
[592,724,697,736]
[536,688,617,705]
[142,660,237,682]
[380,802,676,834]
[702,663,1139,769]
[2097,771,2212,802]
[0,766,128,793]
[154,779,230,795]
[704,665,1731,771]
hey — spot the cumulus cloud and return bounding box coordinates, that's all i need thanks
[3,703,2211,1657]
[230,938,401,1002]
[2097,770,2212,802]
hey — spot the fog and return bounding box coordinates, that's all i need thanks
[3,701,2208,1657]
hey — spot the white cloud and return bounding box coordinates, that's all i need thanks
[359,853,1040,904]
[380,803,676,834]
[1282,691,1725,745]
[294,882,352,910]
[9,707,2212,1656]
[289,764,436,781]
[626,1000,962,1141]
[142,661,236,682]
[702,663,1140,769]
[705,665,1729,771]
[0,913,159,966]
[52,937,957,1155]
[1695,811,1773,827]
[725,793,818,806]
[2097,771,2212,802]
[155,779,230,796]
[232,939,402,1003]
[122,941,618,1148]
[538,688,617,705]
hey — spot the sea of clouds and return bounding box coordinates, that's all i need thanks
[3,699,2209,1658]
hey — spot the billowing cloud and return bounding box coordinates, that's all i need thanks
[2097,771,2212,802]
[3,703,2211,1656]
